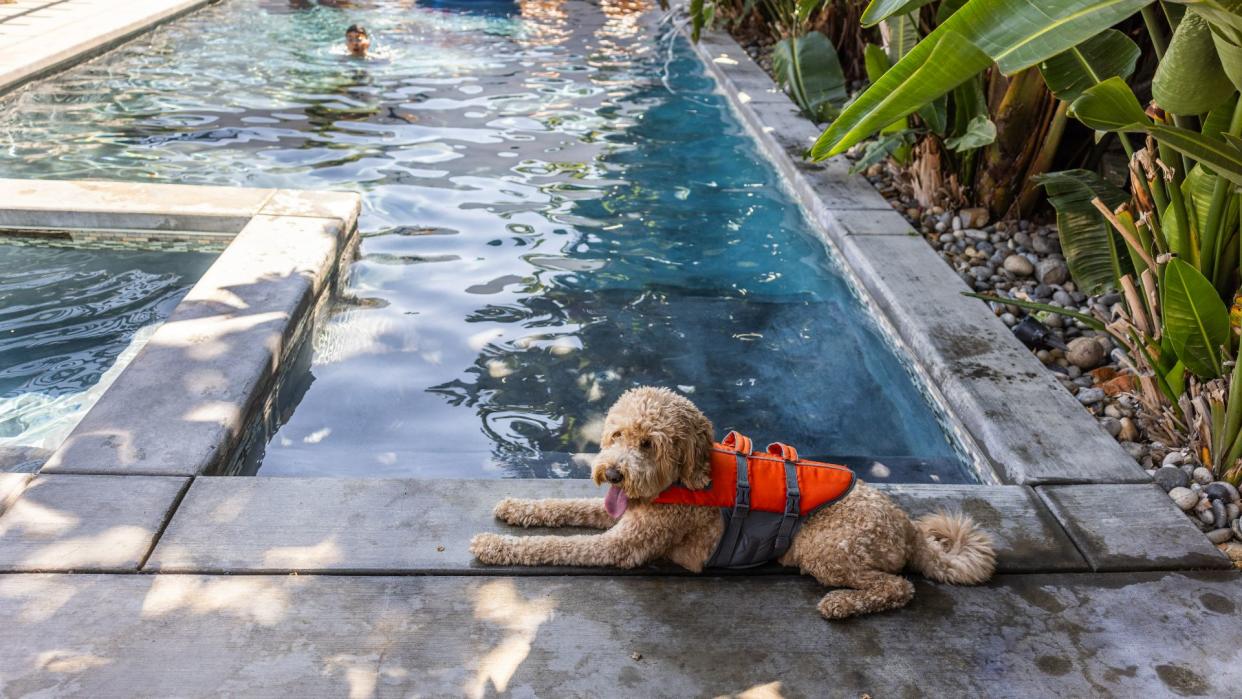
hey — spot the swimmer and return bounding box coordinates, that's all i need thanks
[345,24,370,57]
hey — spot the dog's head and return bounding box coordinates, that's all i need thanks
[591,387,713,512]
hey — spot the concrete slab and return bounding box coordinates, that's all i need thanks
[837,233,1148,486]
[881,483,1085,572]
[0,0,215,95]
[1038,484,1231,572]
[147,479,1084,574]
[43,216,345,477]
[0,473,31,515]
[0,475,187,572]
[260,189,362,230]
[1,571,1239,697]
[0,178,269,233]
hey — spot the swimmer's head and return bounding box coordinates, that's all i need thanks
[345,24,370,57]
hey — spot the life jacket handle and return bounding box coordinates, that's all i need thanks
[720,430,753,454]
[766,441,799,462]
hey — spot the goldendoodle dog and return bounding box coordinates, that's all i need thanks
[470,386,996,619]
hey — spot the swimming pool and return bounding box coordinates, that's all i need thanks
[0,0,976,482]
[0,241,214,470]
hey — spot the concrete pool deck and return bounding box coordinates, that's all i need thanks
[0,3,1239,696]
[0,0,216,95]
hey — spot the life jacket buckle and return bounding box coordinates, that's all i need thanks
[735,482,751,516]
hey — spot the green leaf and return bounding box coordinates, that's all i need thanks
[1181,0,1242,37]
[848,131,917,173]
[884,12,921,63]
[796,0,824,27]
[1203,94,1240,138]
[861,0,934,26]
[1209,19,1242,92]
[812,30,991,158]
[1068,76,1149,132]
[773,32,848,123]
[1153,11,1234,115]
[944,114,997,150]
[689,0,706,41]
[1148,124,1242,186]
[864,43,892,83]
[1164,201,1192,260]
[1034,169,1132,294]
[1164,257,1232,378]
[811,0,1151,158]
[1038,29,1141,103]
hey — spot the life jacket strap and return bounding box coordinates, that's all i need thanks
[713,451,751,563]
[773,459,801,555]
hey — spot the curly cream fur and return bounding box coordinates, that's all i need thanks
[470,386,997,620]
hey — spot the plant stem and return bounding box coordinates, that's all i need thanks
[1142,5,1169,59]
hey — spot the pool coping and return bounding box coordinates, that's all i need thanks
[0,178,361,482]
[0,7,1228,576]
[0,0,219,97]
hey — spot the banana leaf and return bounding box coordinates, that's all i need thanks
[861,0,935,26]
[884,12,921,63]
[1163,257,1232,378]
[1153,11,1234,115]
[772,32,847,123]
[1034,169,1133,293]
[944,114,997,150]
[812,0,1151,159]
[1148,125,1242,186]
[1038,29,1141,103]
[1068,76,1150,132]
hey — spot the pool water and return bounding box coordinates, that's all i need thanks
[0,242,215,468]
[0,0,976,482]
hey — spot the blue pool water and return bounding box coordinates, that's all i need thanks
[0,0,976,482]
[0,242,214,466]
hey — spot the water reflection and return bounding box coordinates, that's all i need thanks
[0,0,971,482]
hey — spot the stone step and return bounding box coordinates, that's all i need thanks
[146,478,1086,574]
[1,571,1238,697]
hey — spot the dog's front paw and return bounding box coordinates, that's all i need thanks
[470,532,517,565]
[493,498,538,526]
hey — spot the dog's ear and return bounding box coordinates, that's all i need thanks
[678,406,714,490]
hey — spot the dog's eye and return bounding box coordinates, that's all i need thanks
[640,438,652,450]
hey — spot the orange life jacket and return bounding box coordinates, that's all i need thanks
[653,431,856,568]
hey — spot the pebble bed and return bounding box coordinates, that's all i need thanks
[732,34,1242,568]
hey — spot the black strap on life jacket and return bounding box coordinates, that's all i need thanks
[712,451,750,563]
[774,459,801,553]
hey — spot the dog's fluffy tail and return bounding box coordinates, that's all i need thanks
[909,510,996,585]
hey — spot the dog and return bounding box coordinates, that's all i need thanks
[470,386,996,619]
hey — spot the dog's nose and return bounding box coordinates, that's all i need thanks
[605,467,623,484]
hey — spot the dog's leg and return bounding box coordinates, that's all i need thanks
[471,517,672,568]
[809,568,915,620]
[493,498,615,529]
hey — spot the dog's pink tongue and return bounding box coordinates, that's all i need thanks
[605,486,628,518]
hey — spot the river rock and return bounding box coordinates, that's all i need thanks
[1077,387,1105,405]
[1205,481,1240,503]
[1192,467,1214,485]
[1170,486,1198,511]
[1037,258,1070,285]
[960,207,989,228]
[1152,466,1190,491]
[1163,451,1187,467]
[1067,337,1106,369]
[1003,254,1035,277]
[1207,528,1234,544]
[1219,541,1242,565]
